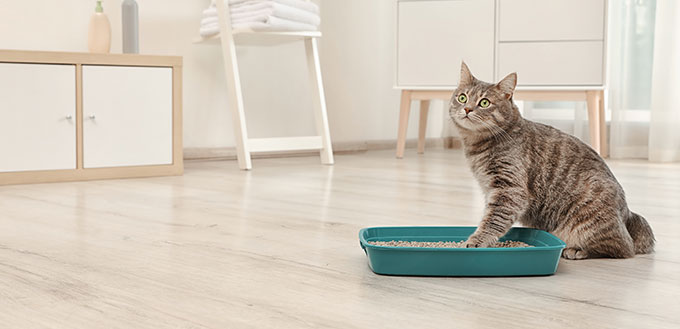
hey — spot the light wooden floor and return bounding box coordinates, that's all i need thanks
[1,149,679,329]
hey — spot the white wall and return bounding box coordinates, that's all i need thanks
[0,0,450,149]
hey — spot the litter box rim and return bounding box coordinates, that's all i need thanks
[359,226,566,252]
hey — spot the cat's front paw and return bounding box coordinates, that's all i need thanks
[464,235,496,248]
[562,247,589,260]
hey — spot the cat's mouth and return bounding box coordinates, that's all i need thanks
[453,112,483,131]
[449,109,477,128]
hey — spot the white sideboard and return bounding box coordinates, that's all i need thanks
[0,50,183,185]
[395,0,608,157]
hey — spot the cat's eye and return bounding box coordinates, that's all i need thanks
[457,94,468,104]
[479,98,491,108]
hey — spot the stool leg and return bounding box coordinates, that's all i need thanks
[586,91,602,155]
[396,90,412,158]
[598,90,608,158]
[305,37,334,165]
[217,0,251,170]
[417,100,430,154]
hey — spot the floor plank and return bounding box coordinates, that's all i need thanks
[0,149,678,328]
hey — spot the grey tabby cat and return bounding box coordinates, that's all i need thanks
[450,62,655,259]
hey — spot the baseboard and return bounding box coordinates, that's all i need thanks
[184,137,462,161]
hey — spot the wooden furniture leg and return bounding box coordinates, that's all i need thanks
[417,100,430,154]
[396,90,412,158]
[586,90,602,155]
[598,90,608,157]
[217,0,251,170]
[305,38,334,165]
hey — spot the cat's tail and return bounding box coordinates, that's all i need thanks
[626,211,655,254]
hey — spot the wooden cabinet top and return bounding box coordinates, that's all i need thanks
[0,49,182,67]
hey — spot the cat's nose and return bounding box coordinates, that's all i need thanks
[464,108,473,114]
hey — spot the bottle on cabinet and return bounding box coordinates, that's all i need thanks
[87,0,111,53]
[122,0,139,54]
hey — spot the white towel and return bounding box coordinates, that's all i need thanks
[233,16,317,32]
[203,2,320,26]
[230,2,320,26]
[200,23,221,37]
[200,16,317,36]
[200,16,219,27]
[212,0,319,15]
[200,0,319,36]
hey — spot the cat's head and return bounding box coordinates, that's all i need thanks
[449,62,520,133]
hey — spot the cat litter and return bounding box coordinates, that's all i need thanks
[367,240,532,248]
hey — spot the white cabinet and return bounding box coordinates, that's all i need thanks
[0,50,182,185]
[496,0,606,86]
[397,0,495,86]
[0,63,76,172]
[83,65,173,168]
[395,0,608,88]
[394,0,610,157]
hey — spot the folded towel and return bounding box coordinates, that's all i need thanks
[200,16,219,27]
[233,16,317,31]
[203,2,320,26]
[200,23,221,37]
[233,3,319,26]
[200,0,319,36]
[212,0,319,15]
[200,16,317,36]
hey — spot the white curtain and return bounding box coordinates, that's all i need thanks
[523,0,680,162]
[609,0,680,162]
[607,0,655,159]
[648,0,680,162]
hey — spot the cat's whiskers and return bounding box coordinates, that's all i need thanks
[482,118,514,144]
[469,115,513,144]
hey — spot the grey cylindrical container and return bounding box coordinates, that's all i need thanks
[122,0,139,53]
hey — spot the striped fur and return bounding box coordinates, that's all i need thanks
[450,62,655,259]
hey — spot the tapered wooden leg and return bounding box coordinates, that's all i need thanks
[598,90,608,158]
[586,90,602,155]
[396,90,412,158]
[417,100,430,154]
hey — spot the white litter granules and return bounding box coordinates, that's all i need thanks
[368,240,532,248]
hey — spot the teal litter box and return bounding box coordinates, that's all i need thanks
[359,226,566,277]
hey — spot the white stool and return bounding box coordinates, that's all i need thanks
[195,0,333,170]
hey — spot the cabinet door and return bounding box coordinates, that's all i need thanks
[498,0,605,42]
[397,0,495,86]
[0,63,76,172]
[498,41,604,86]
[83,65,173,168]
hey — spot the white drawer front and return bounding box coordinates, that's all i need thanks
[83,65,173,168]
[497,41,604,86]
[499,0,605,41]
[0,63,76,172]
[397,0,495,86]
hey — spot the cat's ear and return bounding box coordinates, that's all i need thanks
[459,61,475,85]
[496,72,517,99]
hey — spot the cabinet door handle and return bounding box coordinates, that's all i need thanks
[65,115,73,120]
[89,114,96,120]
